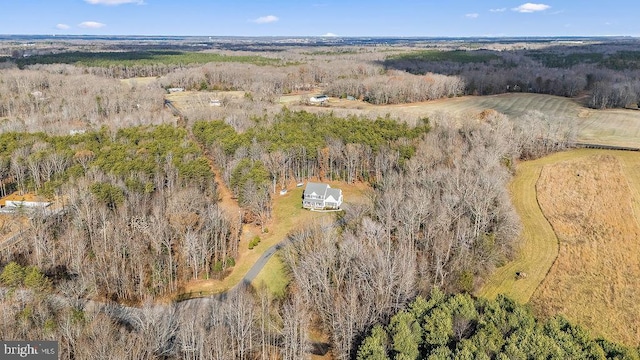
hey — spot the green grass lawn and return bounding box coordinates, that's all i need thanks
[178,184,335,299]
[251,255,289,299]
[250,182,372,298]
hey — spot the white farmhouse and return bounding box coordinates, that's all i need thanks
[302,182,343,210]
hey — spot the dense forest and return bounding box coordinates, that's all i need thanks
[0,67,171,133]
[0,126,237,302]
[356,289,640,359]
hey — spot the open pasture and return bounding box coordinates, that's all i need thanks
[388,93,640,148]
[480,149,640,346]
[530,152,640,346]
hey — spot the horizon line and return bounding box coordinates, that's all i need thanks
[0,34,638,39]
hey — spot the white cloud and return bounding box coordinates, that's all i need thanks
[489,8,507,12]
[322,32,338,37]
[512,3,551,13]
[253,15,279,24]
[84,0,143,5]
[78,21,106,29]
[56,24,70,30]
[465,13,479,19]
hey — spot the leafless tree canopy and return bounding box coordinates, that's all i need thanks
[0,68,171,134]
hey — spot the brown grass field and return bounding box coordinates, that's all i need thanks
[480,149,640,346]
[529,152,640,346]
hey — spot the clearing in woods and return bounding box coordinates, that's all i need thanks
[479,149,640,346]
[177,181,372,299]
[166,92,373,299]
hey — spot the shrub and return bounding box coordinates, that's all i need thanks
[0,262,25,288]
[24,266,52,292]
[249,236,261,249]
[213,257,236,272]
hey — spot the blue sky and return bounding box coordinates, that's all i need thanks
[1,1,638,37]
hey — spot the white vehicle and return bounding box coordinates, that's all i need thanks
[309,94,329,103]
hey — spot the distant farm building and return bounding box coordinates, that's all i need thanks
[309,95,329,104]
[302,182,342,210]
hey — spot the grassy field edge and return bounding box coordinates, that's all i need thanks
[477,151,585,302]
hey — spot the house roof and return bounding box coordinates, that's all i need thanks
[326,188,342,201]
[305,182,329,196]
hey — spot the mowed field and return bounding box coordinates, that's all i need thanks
[480,149,640,346]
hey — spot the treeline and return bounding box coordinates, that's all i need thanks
[14,50,279,71]
[161,59,464,105]
[356,289,640,359]
[325,70,464,104]
[384,46,640,109]
[283,111,574,359]
[0,125,241,302]
[158,60,356,102]
[194,109,429,181]
[0,68,171,134]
